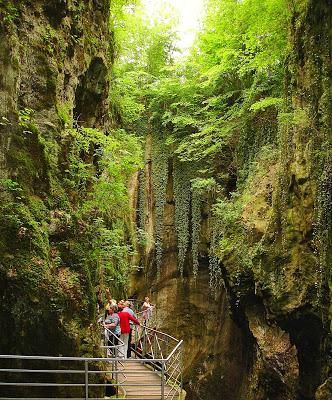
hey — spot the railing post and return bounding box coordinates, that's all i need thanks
[133,325,136,358]
[161,362,165,400]
[84,360,89,400]
[155,331,158,359]
[180,344,183,399]
[115,357,118,397]
[143,326,147,357]
[136,324,140,358]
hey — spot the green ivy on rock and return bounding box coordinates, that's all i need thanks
[173,158,192,276]
[209,218,223,297]
[191,186,202,277]
[151,135,168,275]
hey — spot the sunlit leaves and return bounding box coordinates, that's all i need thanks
[197,0,289,76]
[249,97,283,113]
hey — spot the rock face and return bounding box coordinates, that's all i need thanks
[0,0,111,362]
[130,1,332,399]
[0,3,143,397]
[130,136,252,400]
[289,1,332,398]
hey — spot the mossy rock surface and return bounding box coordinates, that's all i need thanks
[0,0,113,382]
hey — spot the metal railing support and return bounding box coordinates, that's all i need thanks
[161,362,165,400]
[115,357,118,396]
[143,327,147,357]
[84,360,88,400]
[180,346,183,399]
[0,315,184,400]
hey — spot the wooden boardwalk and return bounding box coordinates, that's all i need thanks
[119,360,179,400]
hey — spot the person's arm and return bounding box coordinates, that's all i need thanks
[105,288,111,302]
[105,315,118,329]
[105,321,116,328]
[128,314,140,325]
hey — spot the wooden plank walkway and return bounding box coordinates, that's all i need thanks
[118,360,178,400]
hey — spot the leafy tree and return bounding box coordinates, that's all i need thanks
[110,0,291,276]
[134,0,290,197]
[109,0,178,134]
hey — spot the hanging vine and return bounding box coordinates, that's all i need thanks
[138,168,146,229]
[173,158,192,276]
[209,217,223,298]
[274,110,294,243]
[191,186,202,277]
[151,135,168,275]
[312,137,332,306]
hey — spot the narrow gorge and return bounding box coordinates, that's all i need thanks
[0,1,331,400]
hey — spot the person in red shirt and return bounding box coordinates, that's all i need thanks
[118,310,140,358]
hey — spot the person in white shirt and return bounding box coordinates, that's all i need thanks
[142,296,152,325]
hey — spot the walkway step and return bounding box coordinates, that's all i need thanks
[117,360,179,400]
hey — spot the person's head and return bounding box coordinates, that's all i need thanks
[124,300,130,308]
[108,304,117,314]
[117,300,124,311]
[144,296,150,303]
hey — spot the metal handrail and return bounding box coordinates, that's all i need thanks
[0,310,184,400]
[129,324,183,398]
[102,327,125,347]
[166,339,183,361]
[132,326,180,351]
[0,354,177,363]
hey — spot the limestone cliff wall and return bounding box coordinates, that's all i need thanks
[130,136,252,400]
[0,0,111,363]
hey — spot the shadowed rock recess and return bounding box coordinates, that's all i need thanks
[0,1,331,400]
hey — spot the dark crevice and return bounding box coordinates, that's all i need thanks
[279,310,325,399]
[43,0,67,28]
[74,57,108,128]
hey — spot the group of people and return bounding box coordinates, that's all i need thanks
[102,289,152,359]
